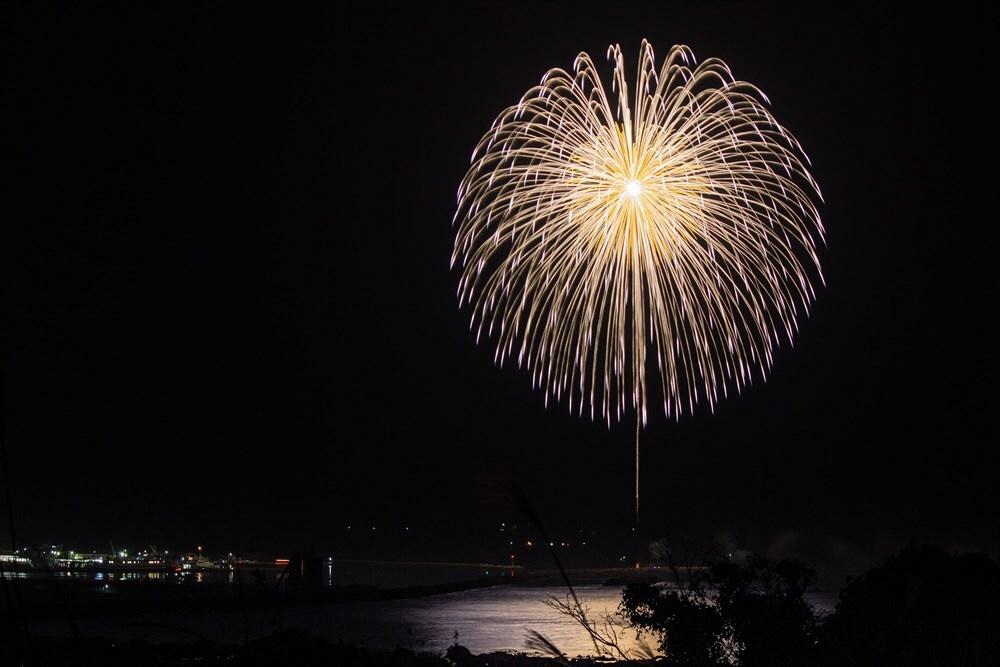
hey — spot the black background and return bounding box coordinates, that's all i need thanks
[5,4,998,571]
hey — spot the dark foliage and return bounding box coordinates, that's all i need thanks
[621,545,1000,666]
[711,557,819,666]
[621,555,820,665]
[819,545,1000,666]
[621,578,724,664]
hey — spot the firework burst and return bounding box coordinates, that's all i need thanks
[452,41,824,429]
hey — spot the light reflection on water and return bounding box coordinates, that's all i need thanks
[42,584,836,658]
[269,585,647,657]
[6,570,215,583]
[373,585,651,656]
[304,585,837,657]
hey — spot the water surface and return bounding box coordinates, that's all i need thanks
[35,584,836,657]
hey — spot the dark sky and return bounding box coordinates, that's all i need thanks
[5,4,998,569]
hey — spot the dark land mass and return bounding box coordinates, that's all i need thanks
[3,630,615,667]
[5,545,1000,666]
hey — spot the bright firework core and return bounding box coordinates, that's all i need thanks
[624,178,642,198]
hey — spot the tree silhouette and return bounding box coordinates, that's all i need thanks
[620,555,820,665]
[819,544,1000,666]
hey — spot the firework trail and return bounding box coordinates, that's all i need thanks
[452,41,824,517]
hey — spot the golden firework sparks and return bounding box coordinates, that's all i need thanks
[452,42,824,512]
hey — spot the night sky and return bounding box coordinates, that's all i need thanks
[5,4,998,570]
